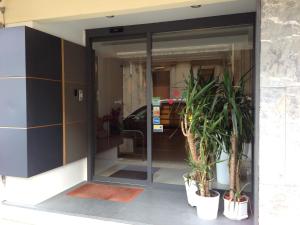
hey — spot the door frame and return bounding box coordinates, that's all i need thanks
[85,12,256,186]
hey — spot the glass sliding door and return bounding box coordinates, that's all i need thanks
[89,23,254,190]
[92,36,150,184]
[150,25,254,190]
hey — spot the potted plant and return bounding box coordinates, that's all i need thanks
[220,72,254,220]
[181,68,224,220]
[182,172,198,207]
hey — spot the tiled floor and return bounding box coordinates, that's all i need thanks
[37,182,254,225]
[94,156,188,185]
[0,204,128,225]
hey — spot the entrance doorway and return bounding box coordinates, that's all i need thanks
[87,15,255,189]
[92,36,150,184]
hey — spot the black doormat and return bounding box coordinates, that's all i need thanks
[110,170,148,180]
[110,166,160,180]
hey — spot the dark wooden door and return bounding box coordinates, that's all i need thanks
[152,71,170,99]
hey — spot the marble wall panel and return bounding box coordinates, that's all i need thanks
[259,87,286,185]
[261,0,300,87]
[260,0,300,224]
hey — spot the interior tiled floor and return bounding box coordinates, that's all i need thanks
[37,182,253,225]
[94,157,188,185]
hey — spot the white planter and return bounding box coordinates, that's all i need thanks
[223,195,249,220]
[216,151,229,185]
[183,174,198,207]
[195,190,220,220]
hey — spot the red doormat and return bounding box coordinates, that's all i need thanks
[67,183,144,203]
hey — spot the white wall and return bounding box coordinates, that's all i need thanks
[122,62,146,117]
[0,158,87,205]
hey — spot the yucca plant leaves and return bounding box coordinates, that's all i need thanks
[181,67,253,198]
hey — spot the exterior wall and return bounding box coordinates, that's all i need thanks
[0,158,87,205]
[63,40,88,164]
[0,25,88,205]
[259,0,300,224]
[0,27,63,177]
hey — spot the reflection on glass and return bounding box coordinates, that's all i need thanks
[92,25,254,190]
[151,25,254,190]
[93,38,148,181]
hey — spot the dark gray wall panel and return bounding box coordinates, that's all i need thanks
[64,41,87,83]
[26,79,62,126]
[0,27,26,77]
[64,40,88,164]
[0,129,27,177]
[0,79,27,127]
[27,126,63,177]
[25,27,62,80]
[65,83,87,123]
[66,122,88,163]
[0,26,86,177]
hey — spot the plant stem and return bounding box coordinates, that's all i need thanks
[229,134,237,199]
[236,159,240,196]
[187,133,197,162]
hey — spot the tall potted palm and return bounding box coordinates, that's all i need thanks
[181,68,224,220]
[220,72,254,220]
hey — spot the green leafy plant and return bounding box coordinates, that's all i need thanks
[220,71,254,201]
[181,68,224,197]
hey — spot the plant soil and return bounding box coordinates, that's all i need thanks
[224,192,247,202]
[197,190,218,198]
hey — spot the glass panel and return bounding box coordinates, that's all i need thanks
[92,37,148,181]
[151,25,254,191]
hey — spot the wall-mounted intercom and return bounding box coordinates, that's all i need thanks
[74,89,84,102]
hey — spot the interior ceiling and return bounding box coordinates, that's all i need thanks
[92,25,253,62]
[34,0,256,45]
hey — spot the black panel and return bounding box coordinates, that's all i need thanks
[0,79,27,127]
[0,27,26,77]
[66,122,88,163]
[25,27,62,80]
[27,126,63,177]
[26,79,62,126]
[65,83,87,123]
[64,40,88,164]
[64,41,87,83]
[0,26,65,178]
[0,129,28,177]
[86,13,256,40]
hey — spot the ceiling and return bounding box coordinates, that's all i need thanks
[33,0,256,45]
[92,25,253,63]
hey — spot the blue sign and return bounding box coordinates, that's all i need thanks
[153,117,160,125]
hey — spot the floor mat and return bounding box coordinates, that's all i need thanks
[110,166,159,180]
[110,170,148,180]
[67,183,144,203]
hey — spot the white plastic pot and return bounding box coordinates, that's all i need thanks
[195,190,220,220]
[223,195,249,220]
[216,151,229,185]
[183,174,198,207]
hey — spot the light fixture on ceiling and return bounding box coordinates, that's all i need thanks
[106,15,115,19]
[190,4,202,8]
[153,66,165,70]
